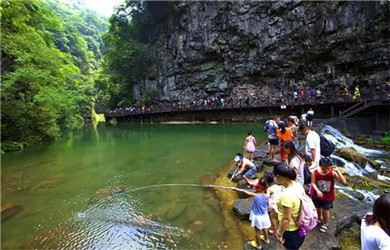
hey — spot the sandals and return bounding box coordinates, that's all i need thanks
[320,224,328,233]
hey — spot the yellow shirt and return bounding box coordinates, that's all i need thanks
[277,181,303,231]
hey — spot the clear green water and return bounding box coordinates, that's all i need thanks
[2,124,266,249]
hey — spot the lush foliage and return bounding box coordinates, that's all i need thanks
[97,1,172,109]
[1,0,107,149]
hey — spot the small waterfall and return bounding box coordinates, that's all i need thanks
[321,125,389,202]
[321,125,385,157]
[335,184,379,203]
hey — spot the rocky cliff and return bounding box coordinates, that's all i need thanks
[136,1,389,104]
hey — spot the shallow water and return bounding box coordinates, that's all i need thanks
[1,124,265,249]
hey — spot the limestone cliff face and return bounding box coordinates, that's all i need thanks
[137,1,389,103]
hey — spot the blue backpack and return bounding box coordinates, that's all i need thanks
[264,120,271,132]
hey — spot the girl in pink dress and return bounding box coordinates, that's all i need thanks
[245,130,257,161]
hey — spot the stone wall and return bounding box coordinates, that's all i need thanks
[136,1,389,104]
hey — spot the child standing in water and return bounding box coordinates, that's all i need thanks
[311,157,346,233]
[245,130,257,161]
[233,177,271,249]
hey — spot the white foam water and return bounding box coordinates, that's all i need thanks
[335,184,379,202]
[321,125,386,157]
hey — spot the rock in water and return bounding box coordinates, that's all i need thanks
[88,186,127,203]
[334,147,381,170]
[32,174,66,190]
[237,180,255,199]
[233,198,253,220]
[1,203,21,221]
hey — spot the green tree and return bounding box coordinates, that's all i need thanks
[1,0,106,149]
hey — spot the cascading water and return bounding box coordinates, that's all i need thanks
[321,125,385,156]
[321,125,389,202]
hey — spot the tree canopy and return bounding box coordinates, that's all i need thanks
[1,0,107,149]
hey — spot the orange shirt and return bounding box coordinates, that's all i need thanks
[276,128,292,142]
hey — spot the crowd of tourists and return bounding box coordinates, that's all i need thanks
[105,83,390,116]
[228,110,390,249]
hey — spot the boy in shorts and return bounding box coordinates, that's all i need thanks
[311,157,346,233]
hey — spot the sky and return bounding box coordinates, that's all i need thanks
[83,0,125,17]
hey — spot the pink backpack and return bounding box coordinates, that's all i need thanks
[293,192,318,230]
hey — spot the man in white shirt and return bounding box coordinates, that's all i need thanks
[299,124,321,172]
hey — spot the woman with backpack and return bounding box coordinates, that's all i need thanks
[273,163,306,250]
[282,141,305,186]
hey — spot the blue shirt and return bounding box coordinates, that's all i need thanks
[252,194,268,215]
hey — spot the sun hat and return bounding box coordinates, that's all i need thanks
[234,154,243,162]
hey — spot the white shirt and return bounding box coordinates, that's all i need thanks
[305,130,321,171]
[289,156,304,186]
[361,217,390,250]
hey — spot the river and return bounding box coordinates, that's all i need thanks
[1,124,266,249]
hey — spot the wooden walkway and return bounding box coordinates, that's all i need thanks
[105,100,389,119]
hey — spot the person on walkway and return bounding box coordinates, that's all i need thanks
[287,117,299,149]
[344,86,350,101]
[276,121,292,163]
[352,86,361,100]
[311,157,346,233]
[233,153,258,180]
[273,163,306,250]
[245,130,257,161]
[361,194,390,249]
[316,89,321,102]
[267,116,280,162]
[300,89,306,103]
[293,91,298,103]
[283,141,305,186]
[299,124,321,172]
[233,177,272,249]
[310,89,315,101]
[306,108,314,127]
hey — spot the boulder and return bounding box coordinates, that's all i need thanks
[1,203,21,221]
[334,147,381,170]
[341,189,365,201]
[237,179,255,199]
[233,197,253,220]
[227,168,239,178]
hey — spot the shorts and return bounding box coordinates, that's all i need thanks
[313,198,333,210]
[268,138,279,145]
[243,166,258,179]
[307,114,314,121]
[283,229,305,250]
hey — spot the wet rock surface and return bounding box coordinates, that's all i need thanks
[1,203,21,221]
[233,197,253,221]
[334,147,381,169]
[32,174,66,190]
